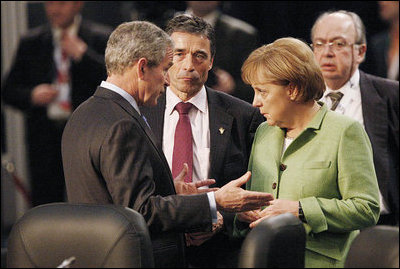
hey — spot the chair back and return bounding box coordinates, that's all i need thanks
[238,213,306,268]
[345,225,399,268]
[7,203,154,268]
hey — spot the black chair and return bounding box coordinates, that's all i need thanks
[238,213,306,268]
[7,203,154,268]
[345,225,399,268]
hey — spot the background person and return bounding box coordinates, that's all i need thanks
[141,14,264,268]
[1,1,111,207]
[233,37,380,268]
[311,10,399,226]
[363,1,399,80]
[62,20,273,268]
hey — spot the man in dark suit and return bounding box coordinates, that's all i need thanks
[1,1,111,206]
[311,10,399,226]
[61,20,273,268]
[140,14,264,268]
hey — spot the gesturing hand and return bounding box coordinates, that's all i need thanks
[214,171,274,212]
[174,163,219,195]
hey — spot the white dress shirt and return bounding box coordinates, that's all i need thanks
[320,69,389,214]
[320,69,364,128]
[163,86,211,184]
[163,86,217,223]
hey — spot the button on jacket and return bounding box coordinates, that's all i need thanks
[234,103,380,268]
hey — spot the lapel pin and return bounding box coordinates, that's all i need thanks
[219,127,225,135]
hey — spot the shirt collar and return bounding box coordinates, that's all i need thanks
[324,69,360,97]
[306,101,328,130]
[165,86,208,115]
[100,81,140,114]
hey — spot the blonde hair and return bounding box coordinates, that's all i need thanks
[242,37,325,102]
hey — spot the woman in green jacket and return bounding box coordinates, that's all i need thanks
[233,37,380,268]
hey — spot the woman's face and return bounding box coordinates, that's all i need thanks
[251,81,293,127]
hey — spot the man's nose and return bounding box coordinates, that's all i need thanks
[182,55,195,71]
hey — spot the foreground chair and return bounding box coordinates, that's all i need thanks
[238,213,306,268]
[345,225,399,268]
[7,203,154,268]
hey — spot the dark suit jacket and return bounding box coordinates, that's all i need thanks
[360,71,399,224]
[207,12,259,104]
[62,87,213,267]
[140,87,265,267]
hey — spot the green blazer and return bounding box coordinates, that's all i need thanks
[234,103,380,267]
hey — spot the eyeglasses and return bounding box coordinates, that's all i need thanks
[310,40,359,52]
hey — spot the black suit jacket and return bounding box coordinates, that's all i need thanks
[207,12,259,103]
[62,87,213,267]
[141,87,265,267]
[359,71,399,224]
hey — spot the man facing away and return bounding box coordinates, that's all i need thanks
[61,20,273,268]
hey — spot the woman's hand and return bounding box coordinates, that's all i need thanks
[249,199,299,228]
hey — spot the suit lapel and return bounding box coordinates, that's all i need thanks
[142,93,166,149]
[207,88,234,179]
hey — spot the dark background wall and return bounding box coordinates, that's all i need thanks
[27,1,386,45]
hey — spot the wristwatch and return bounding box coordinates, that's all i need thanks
[298,202,307,223]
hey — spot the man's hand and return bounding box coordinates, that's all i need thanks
[185,211,224,246]
[249,199,298,228]
[212,68,235,94]
[31,84,58,106]
[214,171,274,212]
[174,163,219,195]
[61,32,87,61]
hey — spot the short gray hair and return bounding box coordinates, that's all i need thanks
[105,21,173,76]
[311,10,366,45]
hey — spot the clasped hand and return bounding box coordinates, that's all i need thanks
[237,199,299,228]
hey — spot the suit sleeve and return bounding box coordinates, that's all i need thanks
[1,39,39,111]
[99,119,213,234]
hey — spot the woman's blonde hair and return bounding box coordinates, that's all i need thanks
[241,37,325,102]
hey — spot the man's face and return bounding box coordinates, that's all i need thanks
[168,32,213,100]
[45,1,82,29]
[140,47,173,106]
[312,14,365,88]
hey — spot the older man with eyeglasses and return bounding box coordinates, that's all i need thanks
[311,10,399,227]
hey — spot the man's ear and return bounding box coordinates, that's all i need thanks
[137,58,148,80]
[356,44,367,64]
[209,57,214,70]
